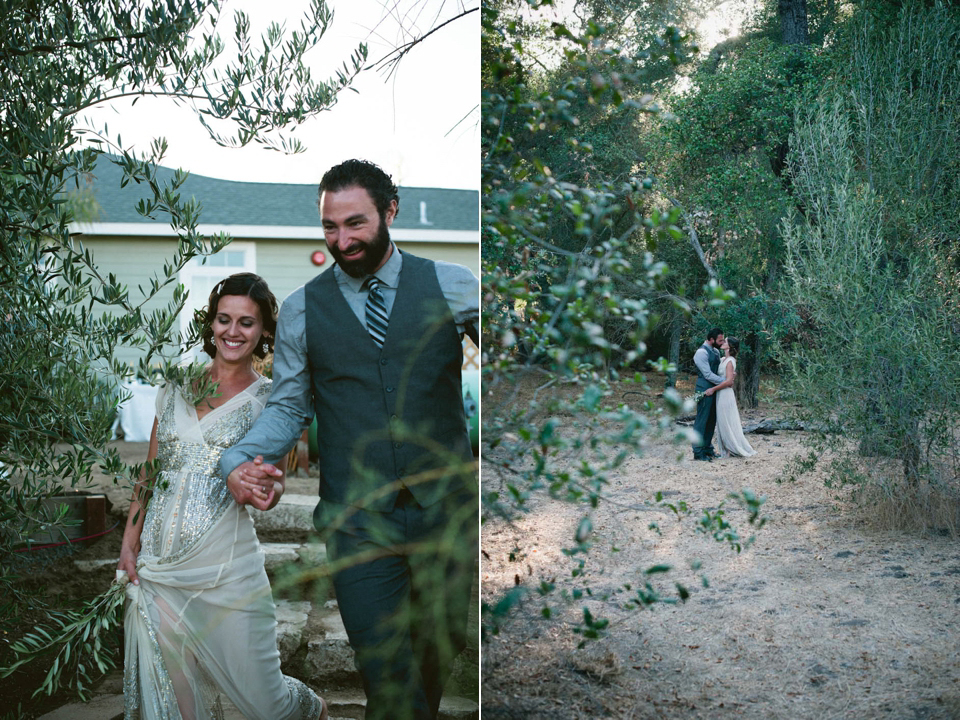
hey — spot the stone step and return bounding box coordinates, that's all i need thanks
[250,493,317,533]
[439,695,480,720]
[263,542,302,571]
[34,691,369,720]
[37,693,124,720]
[275,599,311,664]
[296,539,328,565]
[71,541,325,577]
[303,603,357,683]
[74,557,119,573]
[318,689,478,720]
[296,601,476,705]
[36,690,476,720]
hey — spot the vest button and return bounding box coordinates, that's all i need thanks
[398,469,406,477]
[380,358,388,365]
[386,386,394,393]
[394,442,403,449]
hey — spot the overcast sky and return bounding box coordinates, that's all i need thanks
[78,0,479,189]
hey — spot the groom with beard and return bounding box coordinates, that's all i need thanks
[692,327,731,461]
[220,159,479,720]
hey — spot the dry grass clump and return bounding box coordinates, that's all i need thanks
[859,467,960,537]
[795,429,960,537]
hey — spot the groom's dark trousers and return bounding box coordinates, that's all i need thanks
[306,252,476,720]
[321,487,476,720]
[692,393,717,459]
[692,342,721,459]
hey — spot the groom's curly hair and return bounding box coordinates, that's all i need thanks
[727,336,740,358]
[316,159,400,220]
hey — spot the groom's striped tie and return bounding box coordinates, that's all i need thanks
[364,275,389,348]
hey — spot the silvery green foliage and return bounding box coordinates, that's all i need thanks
[0,578,127,700]
[782,3,960,492]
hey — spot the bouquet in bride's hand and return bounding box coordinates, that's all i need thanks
[681,390,707,415]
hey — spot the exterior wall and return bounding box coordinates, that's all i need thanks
[392,241,479,276]
[77,237,183,371]
[77,234,478,370]
[240,237,478,300]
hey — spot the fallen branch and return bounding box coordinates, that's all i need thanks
[674,417,807,433]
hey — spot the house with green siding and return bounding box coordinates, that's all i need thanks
[70,156,480,372]
[71,157,480,447]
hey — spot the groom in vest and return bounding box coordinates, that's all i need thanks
[220,159,478,720]
[692,327,729,461]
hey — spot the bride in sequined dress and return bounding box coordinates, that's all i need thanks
[117,274,327,720]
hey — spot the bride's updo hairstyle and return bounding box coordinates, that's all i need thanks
[727,336,741,358]
[201,272,279,359]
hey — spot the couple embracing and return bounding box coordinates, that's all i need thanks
[692,327,756,461]
[118,160,478,720]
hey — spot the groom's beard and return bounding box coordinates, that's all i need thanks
[330,216,392,279]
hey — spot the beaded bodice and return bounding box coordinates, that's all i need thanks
[139,377,272,563]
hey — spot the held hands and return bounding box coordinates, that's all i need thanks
[227,456,284,511]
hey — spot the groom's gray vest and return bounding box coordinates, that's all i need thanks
[304,252,472,512]
[694,343,721,393]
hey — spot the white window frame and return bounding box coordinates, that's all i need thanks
[178,242,257,361]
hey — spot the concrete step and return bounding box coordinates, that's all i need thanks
[72,541,327,574]
[250,493,317,533]
[317,689,477,720]
[275,599,312,664]
[37,685,476,720]
[303,603,357,684]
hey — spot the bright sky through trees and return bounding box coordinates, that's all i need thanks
[78,0,479,188]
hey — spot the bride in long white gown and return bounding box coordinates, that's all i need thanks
[117,273,327,720]
[707,336,756,458]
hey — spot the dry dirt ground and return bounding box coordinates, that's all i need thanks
[480,373,960,719]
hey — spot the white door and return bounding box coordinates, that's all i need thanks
[179,243,256,361]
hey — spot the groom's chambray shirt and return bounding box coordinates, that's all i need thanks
[218,243,480,476]
[693,342,725,385]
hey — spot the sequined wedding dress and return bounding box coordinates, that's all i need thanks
[714,358,757,458]
[123,377,321,720]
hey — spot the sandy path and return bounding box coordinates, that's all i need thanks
[481,391,960,719]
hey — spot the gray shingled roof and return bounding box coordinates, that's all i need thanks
[81,155,478,231]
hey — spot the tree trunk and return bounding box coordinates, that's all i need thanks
[734,334,761,409]
[666,322,681,389]
[779,0,809,46]
[745,334,762,409]
[903,419,922,486]
[772,0,809,191]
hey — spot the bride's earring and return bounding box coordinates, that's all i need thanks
[262,340,269,354]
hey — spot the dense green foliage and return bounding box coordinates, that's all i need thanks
[481,0,765,642]
[481,0,960,645]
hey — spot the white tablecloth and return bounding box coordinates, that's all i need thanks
[118,382,159,442]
